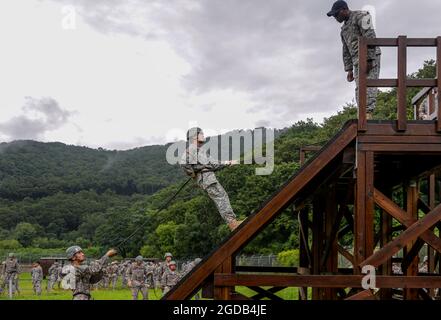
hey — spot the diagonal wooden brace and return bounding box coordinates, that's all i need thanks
[360,189,441,268]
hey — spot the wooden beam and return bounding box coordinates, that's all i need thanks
[312,195,324,299]
[373,188,441,253]
[401,238,425,273]
[379,189,393,300]
[215,274,441,288]
[363,122,441,136]
[358,135,441,144]
[367,79,436,88]
[437,36,441,131]
[345,289,375,300]
[361,195,441,268]
[358,144,441,152]
[404,181,420,300]
[338,244,355,266]
[366,152,375,258]
[355,150,367,269]
[248,286,284,301]
[214,257,233,300]
[365,38,438,47]
[397,36,407,131]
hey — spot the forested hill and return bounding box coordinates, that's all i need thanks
[0,140,185,200]
[0,61,435,259]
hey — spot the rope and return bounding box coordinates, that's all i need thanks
[113,177,192,252]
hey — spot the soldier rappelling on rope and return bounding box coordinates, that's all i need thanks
[180,127,244,231]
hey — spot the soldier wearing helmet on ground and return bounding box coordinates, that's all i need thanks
[161,260,180,296]
[126,255,152,300]
[65,245,117,300]
[156,252,173,288]
[0,253,20,296]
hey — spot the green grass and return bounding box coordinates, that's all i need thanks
[2,273,307,300]
[0,273,161,300]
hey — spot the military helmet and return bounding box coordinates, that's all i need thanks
[164,252,173,258]
[66,245,83,260]
[8,253,15,258]
[135,255,143,262]
[169,260,177,266]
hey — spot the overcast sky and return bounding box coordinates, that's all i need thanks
[0,0,439,150]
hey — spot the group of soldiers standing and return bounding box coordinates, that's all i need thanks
[1,250,202,300]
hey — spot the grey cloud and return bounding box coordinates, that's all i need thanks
[47,0,441,126]
[0,97,73,140]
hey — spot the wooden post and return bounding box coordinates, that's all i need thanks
[312,196,324,299]
[397,35,408,131]
[358,37,368,131]
[214,257,233,300]
[355,150,366,270]
[404,180,419,300]
[436,36,441,131]
[428,174,436,297]
[380,187,393,300]
[298,207,310,300]
[324,184,339,300]
[365,152,375,258]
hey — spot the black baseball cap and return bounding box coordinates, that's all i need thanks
[327,0,349,17]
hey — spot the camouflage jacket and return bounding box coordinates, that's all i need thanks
[180,143,226,189]
[126,262,152,286]
[31,266,43,282]
[161,268,180,288]
[72,255,109,298]
[4,258,19,274]
[341,10,381,71]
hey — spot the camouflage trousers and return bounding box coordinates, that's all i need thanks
[205,182,237,224]
[110,275,118,289]
[47,275,57,291]
[354,54,381,113]
[33,280,42,295]
[131,285,148,300]
[1,273,18,294]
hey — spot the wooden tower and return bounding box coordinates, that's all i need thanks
[164,36,441,300]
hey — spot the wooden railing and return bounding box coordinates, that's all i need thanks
[358,36,441,131]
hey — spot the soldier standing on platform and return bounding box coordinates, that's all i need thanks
[327,0,381,119]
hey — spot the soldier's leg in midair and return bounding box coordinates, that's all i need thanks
[205,182,237,224]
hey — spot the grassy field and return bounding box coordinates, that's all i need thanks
[1,273,303,300]
[0,273,160,300]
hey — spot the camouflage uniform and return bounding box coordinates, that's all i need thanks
[47,263,59,291]
[1,257,20,295]
[181,258,202,299]
[119,261,129,288]
[161,267,180,296]
[31,265,43,295]
[181,143,237,224]
[109,262,119,290]
[126,261,152,300]
[72,255,110,300]
[341,10,381,113]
